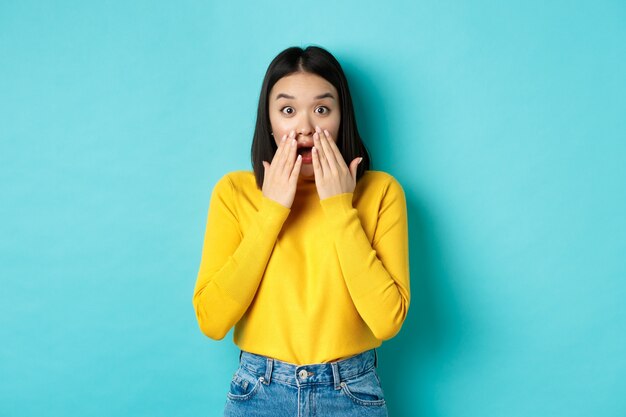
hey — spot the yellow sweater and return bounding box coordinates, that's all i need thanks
[192,170,410,365]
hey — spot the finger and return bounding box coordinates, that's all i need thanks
[277,130,295,167]
[313,131,331,175]
[289,154,303,185]
[323,129,347,169]
[262,160,271,181]
[349,157,362,180]
[312,146,323,181]
[316,126,339,171]
[272,133,288,164]
[282,136,297,177]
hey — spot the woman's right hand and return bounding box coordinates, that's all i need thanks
[262,130,302,208]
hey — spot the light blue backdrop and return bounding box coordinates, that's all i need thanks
[1,1,624,416]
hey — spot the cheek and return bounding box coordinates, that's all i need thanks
[270,112,291,133]
[325,114,341,141]
[269,118,291,141]
[325,124,340,142]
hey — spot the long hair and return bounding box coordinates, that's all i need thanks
[251,46,371,188]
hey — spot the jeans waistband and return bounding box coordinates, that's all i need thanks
[238,349,378,388]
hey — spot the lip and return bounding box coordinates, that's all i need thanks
[297,143,313,164]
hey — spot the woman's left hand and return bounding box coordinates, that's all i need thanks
[312,126,363,200]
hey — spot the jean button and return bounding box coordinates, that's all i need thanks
[298,369,308,379]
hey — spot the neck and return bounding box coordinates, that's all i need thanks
[297,174,316,184]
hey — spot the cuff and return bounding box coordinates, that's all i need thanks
[258,195,291,231]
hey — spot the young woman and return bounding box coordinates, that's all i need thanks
[193,46,410,417]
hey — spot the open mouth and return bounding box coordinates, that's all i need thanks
[297,146,313,163]
[297,146,313,156]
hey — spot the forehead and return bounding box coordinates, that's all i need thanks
[270,72,337,99]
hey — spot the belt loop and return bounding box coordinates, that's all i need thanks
[331,361,341,390]
[239,350,243,363]
[374,348,378,368]
[264,357,273,384]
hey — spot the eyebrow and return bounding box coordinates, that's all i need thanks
[275,93,336,100]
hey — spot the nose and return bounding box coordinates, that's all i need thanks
[295,114,314,137]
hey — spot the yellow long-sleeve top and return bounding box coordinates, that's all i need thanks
[192,170,410,365]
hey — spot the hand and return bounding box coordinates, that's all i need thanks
[262,130,302,208]
[312,126,362,200]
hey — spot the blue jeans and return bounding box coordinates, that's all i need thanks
[223,349,388,417]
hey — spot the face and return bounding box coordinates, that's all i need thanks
[268,72,341,178]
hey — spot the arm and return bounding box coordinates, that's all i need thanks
[193,135,300,340]
[320,179,410,340]
[311,127,410,340]
[192,174,290,340]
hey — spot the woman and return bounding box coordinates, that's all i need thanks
[193,46,410,417]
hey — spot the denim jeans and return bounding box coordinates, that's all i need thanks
[223,349,388,417]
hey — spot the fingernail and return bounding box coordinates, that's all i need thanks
[291,138,296,146]
[324,129,330,136]
[281,135,287,142]
[358,157,363,164]
[290,130,295,137]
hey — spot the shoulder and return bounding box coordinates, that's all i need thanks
[209,171,259,205]
[357,170,405,197]
[212,171,257,193]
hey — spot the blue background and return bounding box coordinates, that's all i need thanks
[1,1,625,416]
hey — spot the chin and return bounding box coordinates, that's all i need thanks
[299,166,314,178]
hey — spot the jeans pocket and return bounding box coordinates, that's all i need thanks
[340,369,386,406]
[226,366,263,401]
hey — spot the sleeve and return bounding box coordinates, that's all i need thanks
[319,177,410,340]
[192,174,290,340]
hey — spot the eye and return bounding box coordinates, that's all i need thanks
[281,106,295,115]
[315,106,329,115]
